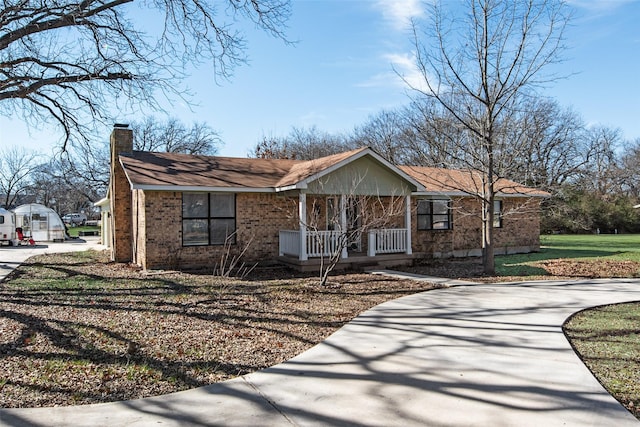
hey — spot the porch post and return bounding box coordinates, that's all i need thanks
[405,195,412,255]
[340,194,348,259]
[299,192,308,261]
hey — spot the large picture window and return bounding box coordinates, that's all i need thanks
[182,193,236,246]
[417,199,452,230]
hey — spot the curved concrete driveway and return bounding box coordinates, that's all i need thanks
[2,278,640,426]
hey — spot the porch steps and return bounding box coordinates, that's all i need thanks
[277,253,414,273]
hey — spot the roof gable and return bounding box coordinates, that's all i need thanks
[275,148,368,189]
[275,147,423,192]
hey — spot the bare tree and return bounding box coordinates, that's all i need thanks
[402,98,470,168]
[620,138,640,199]
[578,125,625,196]
[0,146,41,208]
[132,117,221,155]
[30,156,101,215]
[499,98,587,191]
[407,0,570,273]
[351,110,415,165]
[251,126,351,160]
[0,0,291,149]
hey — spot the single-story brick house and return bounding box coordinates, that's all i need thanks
[104,125,548,271]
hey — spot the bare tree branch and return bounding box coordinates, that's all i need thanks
[0,0,291,149]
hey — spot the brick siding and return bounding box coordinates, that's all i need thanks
[138,192,298,270]
[412,196,541,257]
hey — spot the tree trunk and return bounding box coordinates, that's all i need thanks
[483,138,496,275]
[482,217,496,275]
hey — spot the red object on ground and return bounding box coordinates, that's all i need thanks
[15,228,36,245]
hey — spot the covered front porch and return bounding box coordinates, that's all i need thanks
[270,148,423,271]
[277,192,414,270]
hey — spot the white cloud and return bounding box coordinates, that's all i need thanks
[383,52,427,91]
[374,0,425,31]
[359,52,431,93]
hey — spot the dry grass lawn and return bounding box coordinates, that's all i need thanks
[0,250,439,408]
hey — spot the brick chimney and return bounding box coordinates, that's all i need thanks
[109,124,133,263]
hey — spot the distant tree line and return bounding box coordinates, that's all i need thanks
[3,101,637,235]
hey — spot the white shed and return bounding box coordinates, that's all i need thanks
[14,203,66,242]
[0,207,16,244]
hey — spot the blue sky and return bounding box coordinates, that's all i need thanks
[1,0,639,158]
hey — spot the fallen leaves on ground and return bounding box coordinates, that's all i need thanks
[535,259,640,278]
[0,251,439,408]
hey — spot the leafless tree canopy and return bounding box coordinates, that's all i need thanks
[0,0,291,148]
[0,146,41,208]
[251,126,351,160]
[132,117,221,155]
[350,110,415,165]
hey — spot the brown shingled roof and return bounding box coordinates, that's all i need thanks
[120,151,299,189]
[119,149,547,197]
[400,166,550,197]
[120,148,373,191]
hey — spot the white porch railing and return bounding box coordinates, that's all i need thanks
[279,230,301,257]
[279,228,408,259]
[279,230,344,258]
[307,230,343,258]
[368,229,407,256]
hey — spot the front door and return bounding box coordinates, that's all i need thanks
[327,196,362,252]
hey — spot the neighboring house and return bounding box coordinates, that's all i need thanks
[105,125,548,271]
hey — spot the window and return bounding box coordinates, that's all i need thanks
[0,216,4,225]
[417,199,452,230]
[182,193,236,246]
[493,200,503,228]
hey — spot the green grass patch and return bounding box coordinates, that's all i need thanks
[564,302,640,419]
[495,234,640,277]
[541,234,640,255]
[66,225,100,237]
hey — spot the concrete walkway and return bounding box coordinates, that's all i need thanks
[369,268,479,287]
[2,273,639,426]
